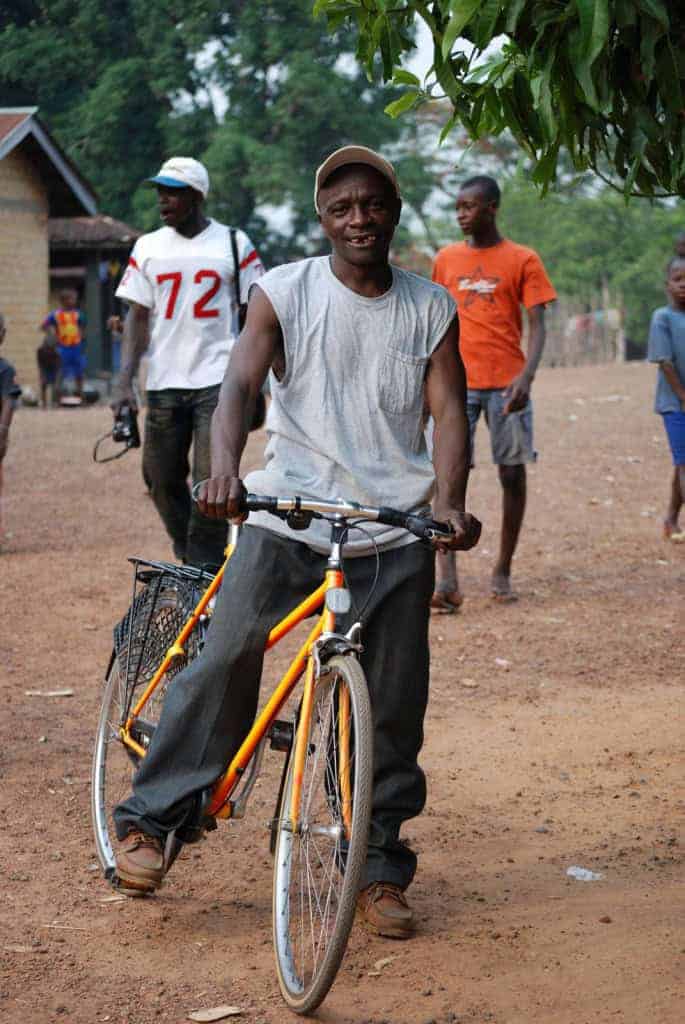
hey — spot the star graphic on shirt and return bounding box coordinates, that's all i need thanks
[456,266,500,307]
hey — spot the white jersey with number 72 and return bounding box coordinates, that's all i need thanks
[116,219,263,391]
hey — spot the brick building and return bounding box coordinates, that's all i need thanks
[0,107,138,388]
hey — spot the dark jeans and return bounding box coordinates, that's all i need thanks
[114,527,435,890]
[143,386,227,570]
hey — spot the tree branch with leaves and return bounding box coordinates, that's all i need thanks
[314,0,685,198]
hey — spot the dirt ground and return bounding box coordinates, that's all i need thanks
[0,361,682,1024]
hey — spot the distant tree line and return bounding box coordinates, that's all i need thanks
[0,0,408,263]
[2,1,681,345]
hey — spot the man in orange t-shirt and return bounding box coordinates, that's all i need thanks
[431,175,556,605]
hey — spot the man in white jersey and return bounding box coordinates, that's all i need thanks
[114,157,263,569]
[113,146,480,938]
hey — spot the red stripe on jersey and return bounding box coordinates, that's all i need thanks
[128,257,140,270]
[239,249,259,271]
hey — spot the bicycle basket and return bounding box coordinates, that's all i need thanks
[113,563,212,695]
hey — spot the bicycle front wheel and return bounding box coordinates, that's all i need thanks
[272,655,373,1014]
[91,579,206,874]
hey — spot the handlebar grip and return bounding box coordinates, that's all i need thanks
[405,515,454,541]
[191,484,281,519]
[377,506,454,541]
[376,506,409,529]
[244,493,279,514]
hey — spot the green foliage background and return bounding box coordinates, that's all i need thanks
[0,0,404,263]
[1,0,682,345]
[315,0,685,199]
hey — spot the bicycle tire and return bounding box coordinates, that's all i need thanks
[91,582,205,874]
[272,655,373,1014]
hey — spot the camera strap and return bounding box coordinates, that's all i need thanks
[229,226,247,330]
[92,431,132,463]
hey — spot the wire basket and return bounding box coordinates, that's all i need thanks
[113,559,215,705]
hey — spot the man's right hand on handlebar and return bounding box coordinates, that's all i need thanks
[196,475,248,522]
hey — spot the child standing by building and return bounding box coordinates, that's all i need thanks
[647,256,685,543]
[0,313,22,547]
[43,288,87,400]
[36,329,60,407]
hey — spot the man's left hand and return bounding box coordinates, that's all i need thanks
[432,508,482,552]
[503,372,532,414]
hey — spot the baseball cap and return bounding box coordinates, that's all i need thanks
[314,145,400,213]
[147,157,210,198]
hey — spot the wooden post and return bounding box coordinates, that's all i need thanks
[84,250,104,375]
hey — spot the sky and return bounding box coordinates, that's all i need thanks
[406,19,433,79]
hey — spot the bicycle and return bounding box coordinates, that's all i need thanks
[91,493,452,1013]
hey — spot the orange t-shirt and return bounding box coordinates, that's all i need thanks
[432,239,556,389]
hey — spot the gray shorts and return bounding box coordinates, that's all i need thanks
[468,388,536,466]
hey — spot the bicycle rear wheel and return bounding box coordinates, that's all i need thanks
[91,578,205,874]
[272,655,373,1013]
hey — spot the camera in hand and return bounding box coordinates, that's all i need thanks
[112,403,141,449]
[94,402,141,463]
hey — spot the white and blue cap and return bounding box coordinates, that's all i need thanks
[147,157,210,198]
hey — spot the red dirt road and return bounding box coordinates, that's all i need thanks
[0,361,682,1024]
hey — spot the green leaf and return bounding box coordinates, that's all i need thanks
[472,0,501,51]
[635,0,669,29]
[392,67,421,87]
[531,142,560,192]
[441,0,481,62]
[568,25,599,109]
[466,52,509,86]
[624,153,643,196]
[438,111,459,144]
[655,39,683,114]
[384,90,420,117]
[470,93,486,135]
[575,0,610,66]
[639,13,666,80]
[505,0,527,34]
[313,0,362,16]
[535,69,556,143]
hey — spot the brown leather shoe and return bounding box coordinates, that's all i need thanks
[115,830,164,896]
[357,882,415,939]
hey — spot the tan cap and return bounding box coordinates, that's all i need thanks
[314,145,400,213]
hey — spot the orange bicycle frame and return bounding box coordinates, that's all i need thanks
[118,533,345,822]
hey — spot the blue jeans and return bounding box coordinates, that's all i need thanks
[142,386,228,570]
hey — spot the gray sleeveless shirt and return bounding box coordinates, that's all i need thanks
[244,256,456,555]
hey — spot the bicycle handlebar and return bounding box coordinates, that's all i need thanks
[191,483,454,543]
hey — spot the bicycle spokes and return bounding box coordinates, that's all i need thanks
[273,658,373,1013]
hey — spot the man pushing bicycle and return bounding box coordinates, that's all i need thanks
[113,145,481,939]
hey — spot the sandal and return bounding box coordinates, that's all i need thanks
[430,590,463,614]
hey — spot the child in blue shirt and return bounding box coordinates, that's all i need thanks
[647,256,685,542]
